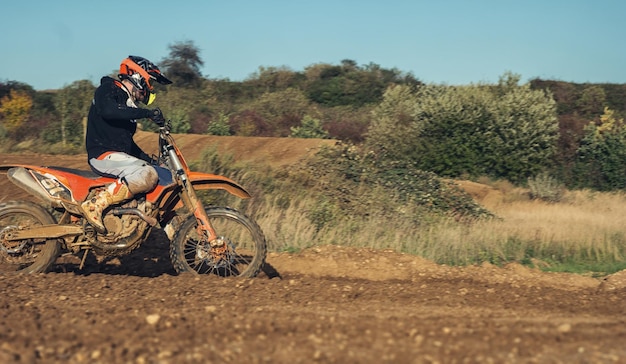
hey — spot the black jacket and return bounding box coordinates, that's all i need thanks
[85,76,152,162]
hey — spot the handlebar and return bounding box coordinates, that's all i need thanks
[158,120,173,135]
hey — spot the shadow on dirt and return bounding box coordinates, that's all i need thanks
[52,230,177,277]
[51,229,282,279]
[260,261,281,279]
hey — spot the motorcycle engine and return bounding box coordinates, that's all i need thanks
[96,199,147,244]
[103,214,124,234]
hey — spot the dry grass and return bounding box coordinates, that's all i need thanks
[412,187,626,266]
[496,197,623,247]
[253,183,626,270]
[257,197,319,251]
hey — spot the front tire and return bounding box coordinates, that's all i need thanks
[170,207,267,277]
[0,201,60,273]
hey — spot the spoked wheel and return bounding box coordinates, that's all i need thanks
[0,201,60,273]
[170,207,267,277]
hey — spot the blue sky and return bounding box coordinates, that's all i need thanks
[2,0,625,90]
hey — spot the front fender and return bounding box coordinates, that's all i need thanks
[188,171,251,199]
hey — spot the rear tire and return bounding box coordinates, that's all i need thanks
[0,201,60,273]
[170,207,267,277]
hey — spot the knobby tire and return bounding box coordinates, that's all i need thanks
[170,207,267,278]
[0,201,60,273]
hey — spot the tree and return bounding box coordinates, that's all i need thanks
[304,61,420,107]
[577,85,606,117]
[485,73,559,182]
[572,107,626,190]
[247,88,314,136]
[160,40,204,87]
[0,81,35,100]
[365,84,421,161]
[0,89,33,138]
[52,80,95,146]
[246,66,303,93]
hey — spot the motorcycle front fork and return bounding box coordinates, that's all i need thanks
[178,181,219,246]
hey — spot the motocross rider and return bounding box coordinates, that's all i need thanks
[80,55,172,233]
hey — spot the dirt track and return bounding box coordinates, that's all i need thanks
[1,244,625,363]
[1,135,626,363]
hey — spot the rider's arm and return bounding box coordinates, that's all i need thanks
[93,82,152,121]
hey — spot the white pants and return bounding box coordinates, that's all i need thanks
[89,152,158,194]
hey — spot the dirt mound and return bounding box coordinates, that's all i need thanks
[599,269,626,291]
[453,179,504,207]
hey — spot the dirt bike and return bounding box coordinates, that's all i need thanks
[0,120,267,277]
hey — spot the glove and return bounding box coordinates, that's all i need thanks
[149,108,165,127]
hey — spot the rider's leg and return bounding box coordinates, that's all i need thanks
[81,152,158,232]
[81,179,132,232]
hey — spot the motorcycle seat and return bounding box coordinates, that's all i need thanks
[47,166,100,179]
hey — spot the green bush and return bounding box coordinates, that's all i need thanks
[301,142,495,222]
[290,115,329,139]
[527,172,563,202]
[206,112,231,136]
[365,73,558,184]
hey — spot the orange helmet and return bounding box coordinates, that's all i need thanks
[118,55,172,105]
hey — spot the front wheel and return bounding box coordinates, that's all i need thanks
[0,201,60,273]
[170,207,267,277]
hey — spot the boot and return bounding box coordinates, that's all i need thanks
[81,180,132,232]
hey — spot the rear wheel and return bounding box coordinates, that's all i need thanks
[170,207,267,277]
[0,201,60,273]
